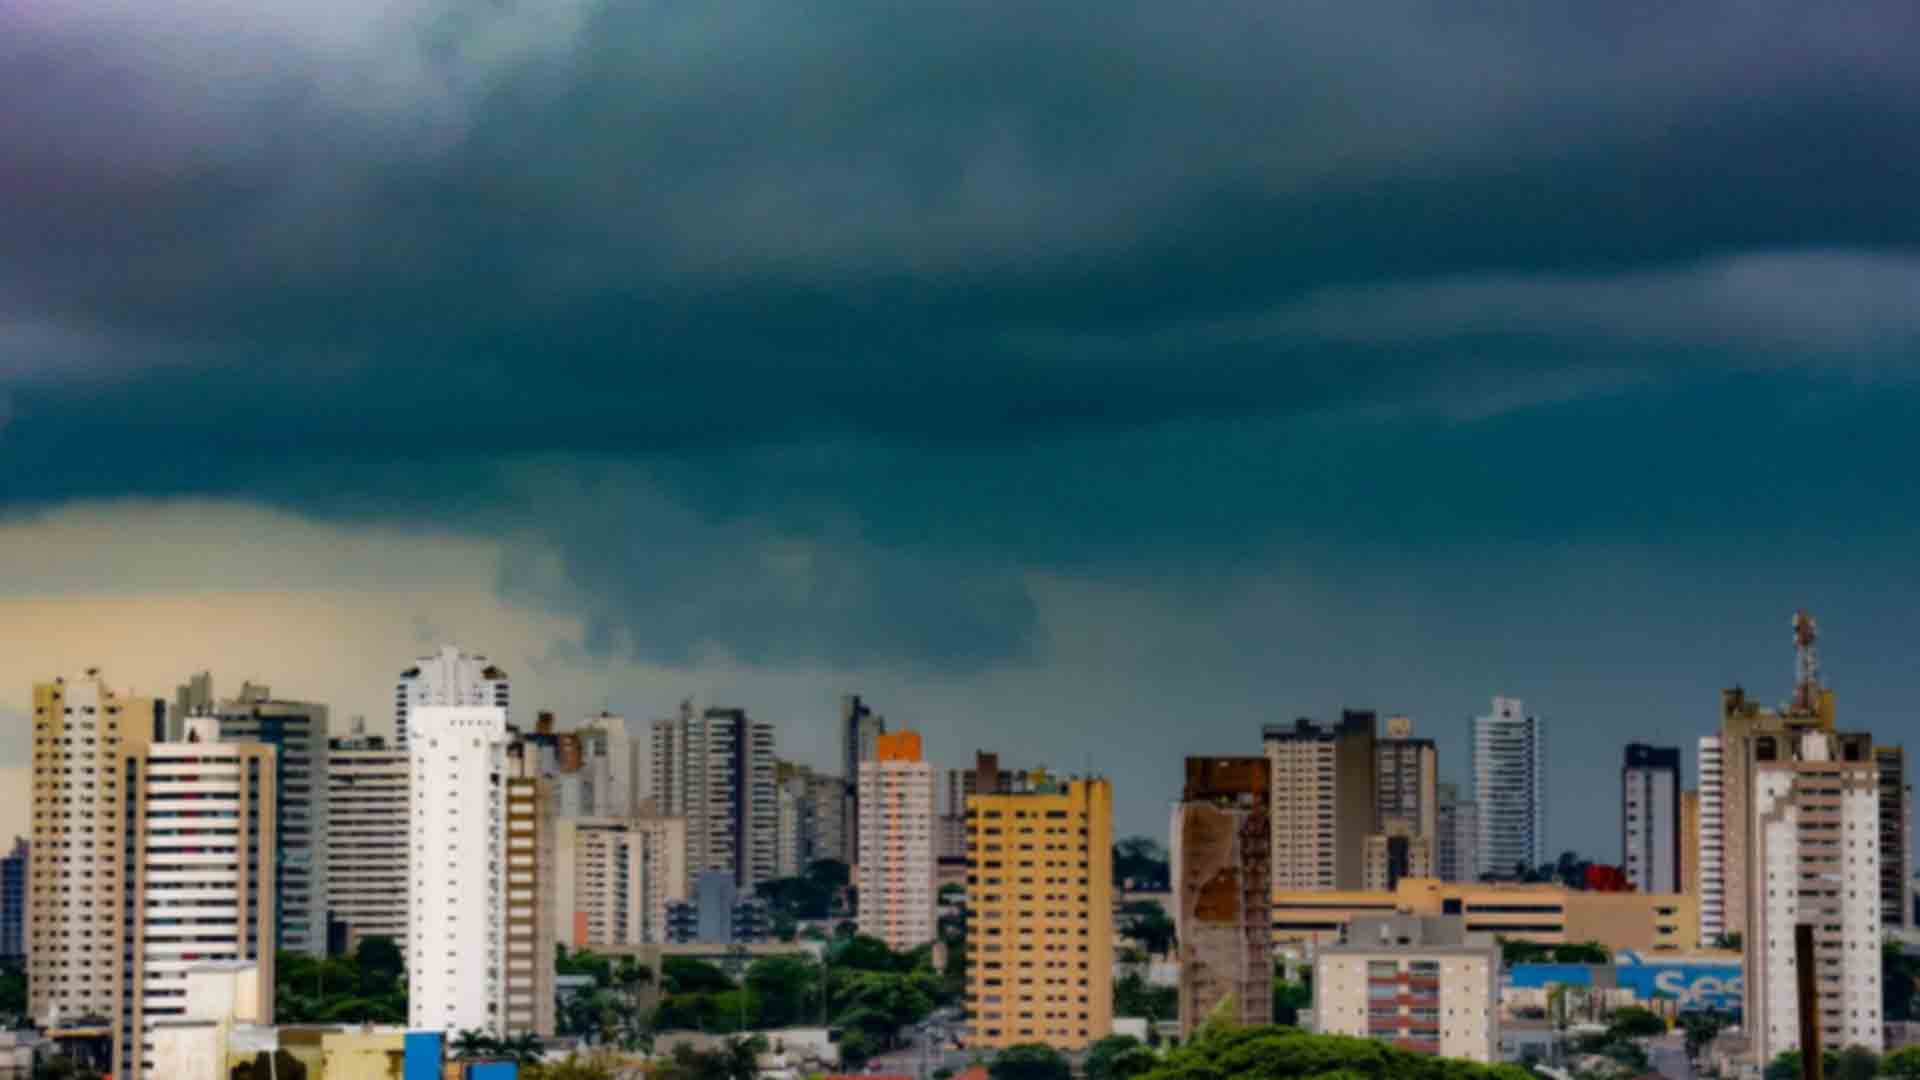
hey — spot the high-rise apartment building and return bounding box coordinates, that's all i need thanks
[547,713,644,820]
[501,742,556,1039]
[1362,823,1433,891]
[1435,782,1478,884]
[774,761,848,876]
[1697,736,1726,939]
[214,683,329,955]
[172,671,212,740]
[843,695,885,864]
[1471,697,1545,880]
[1621,744,1681,894]
[394,645,509,750]
[30,672,157,1031]
[1376,717,1439,839]
[113,717,276,1080]
[965,773,1113,1051]
[1263,712,1376,891]
[408,705,512,1035]
[1745,728,1883,1063]
[1171,757,1270,1038]
[939,754,1017,861]
[555,816,688,949]
[0,839,25,965]
[1314,914,1497,1063]
[1678,790,1700,897]
[651,702,778,889]
[857,732,935,950]
[1877,746,1910,931]
[327,721,409,953]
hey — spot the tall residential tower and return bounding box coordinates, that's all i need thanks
[1471,698,1545,880]
[1621,744,1681,894]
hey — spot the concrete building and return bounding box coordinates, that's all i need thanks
[665,870,770,945]
[1171,757,1270,1038]
[1622,744,1681,895]
[1879,746,1910,932]
[1314,914,1497,1062]
[939,754,1017,861]
[1363,823,1434,892]
[214,683,329,955]
[842,695,885,864]
[856,732,936,950]
[1377,716,1439,839]
[1472,697,1545,880]
[113,718,277,1080]
[143,962,269,1080]
[1263,712,1376,891]
[0,839,24,965]
[1435,782,1478,884]
[547,713,644,821]
[651,702,778,890]
[30,671,159,1032]
[326,721,409,954]
[1271,878,1698,954]
[1678,790,1700,897]
[555,816,688,948]
[407,704,510,1036]
[172,672,213,740]
[394,645,508,750]
[502,742,556,1039]
[1745,727,1883,1063]
[775,761,848,876]
[965,774,1113,1051]
[1697,735,1726,940]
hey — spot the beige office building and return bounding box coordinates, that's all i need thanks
[29,672,159,1032]
[1315,914,1497,1063]
[503,744,557,1038]
[1264,712,1376,891]
[966,774,1113,1051]
[326,723,410,953]
[113,718,277,1080]
[1272,878,1698,953]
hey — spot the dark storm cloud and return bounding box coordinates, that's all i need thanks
[5,0,1920,666]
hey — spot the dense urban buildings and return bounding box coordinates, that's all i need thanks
[1620,744,1681,894]
[325,721,409,954]
[213,683,330,955]
[546,712,644,820]
[555,816,688,948]
[1471,697,1545,880]
[939,753,1017,861]
[651,701,779,889]
[394,645,509,750]
[1314,914,1498,1062]
[30,671,156,1031]
[1744,727,1884,1061]
[1263,712,1376,891]
[0,838,24,965]
[1172,756,1271,1037]
[407,704,512,1035]
[774,760,848,875]
[1271,878,1698,953]
[856,731,936,950]
[113,717,277,1080]
[1434,782,1477,884]
[965,773,1113,1051]
[1368,717,1438,891]
[842,694,885,863]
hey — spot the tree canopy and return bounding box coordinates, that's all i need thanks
[1130,1025,1532,1080]
[990,1043,1073,1080]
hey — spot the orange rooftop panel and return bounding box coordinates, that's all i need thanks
[876,730,923,762]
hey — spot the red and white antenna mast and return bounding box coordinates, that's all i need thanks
[1791,609,1821,712]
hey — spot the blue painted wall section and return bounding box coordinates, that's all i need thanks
[1505,952,1743,1012]
[404,1030,444,1080]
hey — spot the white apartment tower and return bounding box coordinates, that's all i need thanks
[856,732,936,950]
[29,672,158,1031]
[112,718,276,1080]
[1471,698,1545,880]
[1697,735,1727,941]
[327,720,410,953]
[214,683,329,955]
[408,705,511,1035]
[395,645,508,750]
[651,702,778,890]
[1622,744,1681,894]
[1746,729,1883,1063]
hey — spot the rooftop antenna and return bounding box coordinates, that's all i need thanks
[1791,610,1821,713]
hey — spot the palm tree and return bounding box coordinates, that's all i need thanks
[501,1031,544,1064]
[453,1028,498,1060]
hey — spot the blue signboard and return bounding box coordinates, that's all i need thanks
[1506,953,1742,1013]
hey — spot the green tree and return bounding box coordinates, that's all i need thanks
[1119,901,1177,958]
[1114,969,1177,1022]
[837,1029,878,1072]
[1607,1005,1666,1038]
[1711,931,1744,951]
[662,957,735,995]
[1831,1044,1878,1080]
[1129,1025,1531,1080]
[1271,979,1311,1026]
[1885,941,1920,1021]
[1882,1046,1920,1080]
[1678,1010,1731,1064]
[1553,941,1610,965]
[989,1043,1072,1080]
[1084,1034,1144,1080]
[452,1028,499,1060]
[1114,838,1170,889]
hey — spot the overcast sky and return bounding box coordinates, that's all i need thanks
[4,0,1920,856]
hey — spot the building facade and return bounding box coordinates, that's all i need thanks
[1878,746,1910,932]
[547,713,644,821]
[1471,697,1545,880]
[1271,878,1698,954]
[1745,728,1883,1063]
[555,816,688,948]
[1435,783,1478,884]
[394,645,509,750]
[1376,716,1439,839]
[214,684,329,955]
[502,743,556,1039]
[408,705,510,1035]
[1362,825,1434,892]
[1696,736,1726,940]
[965,775,1113,1051]
[842,695,885,864]
[1621,744,1681,894]
[1678,790,1700,897]
[651,702,778,890]
[1172,757,1271,1038]
[113,717,277,1080]
[0,838,25,965]
[774,761,848,876]
[1263,712,1376,891]
[1314,914,1497,1063]
[856,732,936,950]
[30,672,157,1031]
[326,723,409,954]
